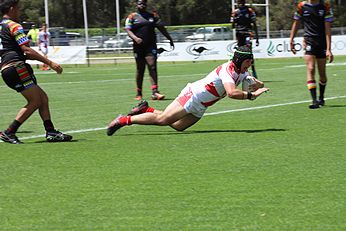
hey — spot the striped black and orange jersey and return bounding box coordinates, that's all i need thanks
[231,6,256,33]
[294,1,333,38]
[0,18,29,67]
[125,11,163,47]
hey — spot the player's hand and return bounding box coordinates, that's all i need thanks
[134,37,143,44]
[253,87,269,99]
[170,40,175,50]
[249,78,264,91]
[326,50,334,63]
[290,41,296,55]
[49,61,63,74]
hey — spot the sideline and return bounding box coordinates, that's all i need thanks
[12,95,345,141]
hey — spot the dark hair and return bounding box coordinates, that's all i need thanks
[0,0,19,14]
[232,46,253,69]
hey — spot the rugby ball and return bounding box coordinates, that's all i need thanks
[242,76,257,92]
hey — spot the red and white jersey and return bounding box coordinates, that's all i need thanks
[189,61,250,107]
[38,31,50,48]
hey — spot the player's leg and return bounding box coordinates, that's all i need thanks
[127,100,162,116]
[316,57,327,106]
[315,39,328,106]
[247,37,258,78]
[249,46,257,78]
[107,100,188,136]
[169,113,200,131]
[32,85,72,142]
[304,54,318,109]
[1,62,43,144]
[0,85,42,144]
[134,100,188,125]
[236,32,246,47]
[145,52,165,100]
[135,56,146,100]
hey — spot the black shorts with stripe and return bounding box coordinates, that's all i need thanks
[1,62,37,92]
[236,31,253,47]
[304,36,327,59]
[133,45,158,60]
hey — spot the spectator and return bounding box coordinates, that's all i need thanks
[26,24,39,46]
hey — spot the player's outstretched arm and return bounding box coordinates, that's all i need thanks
[21,45,63,74]
[224,82,269,100]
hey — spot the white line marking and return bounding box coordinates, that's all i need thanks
[12,95,345,141]
[205,95,346,116]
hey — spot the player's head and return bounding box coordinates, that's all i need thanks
[41,23,47,31]
[136,0,147,11]
[237,0,246,6]
[0,0,19,15]
[232,46,253,71]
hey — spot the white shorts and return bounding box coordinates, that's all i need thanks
[176,84,207,118]
[39,44,48,55]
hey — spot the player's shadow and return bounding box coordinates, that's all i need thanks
[185,128,286,134]
[124,128,286,136]
[32,139,80,144]
[262,80,285,83]
[324,104,346,108]
[16,131,34,134]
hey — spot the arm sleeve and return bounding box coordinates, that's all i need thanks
[10,23,30,46]
[249,8,257,23]
[325,2,334,22]
[125,13,135,29]
[293,2,303,20]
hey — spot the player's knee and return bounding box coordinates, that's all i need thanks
[28,98,42,109]
[148,64,157,73]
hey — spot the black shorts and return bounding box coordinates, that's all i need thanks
[304,36,326,59]
[133,45,157,60]
[1,62,37,92]
[236,32,253,47]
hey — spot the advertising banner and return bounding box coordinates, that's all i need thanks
[157,35,346,62]
[27,46,87,65]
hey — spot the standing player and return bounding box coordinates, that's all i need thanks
[231,0,259,78]
[37,23,50,70]
[125,0,174,101]
[0,0,72,144]
[290,0,334,109]
[106,46,269,136]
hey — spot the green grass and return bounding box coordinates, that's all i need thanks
[0,57,346,230]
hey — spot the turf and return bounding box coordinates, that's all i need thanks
[0,56,345,230]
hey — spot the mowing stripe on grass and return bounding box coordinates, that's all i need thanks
[9,95,345,141]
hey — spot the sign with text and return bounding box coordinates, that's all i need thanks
[157,35,346,61]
